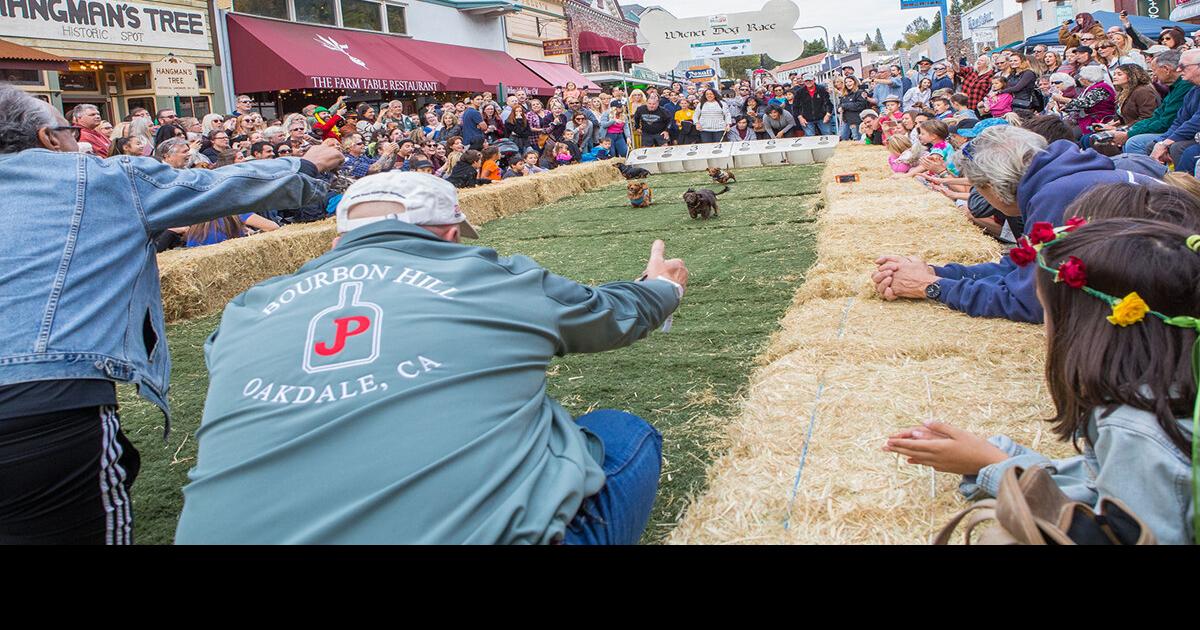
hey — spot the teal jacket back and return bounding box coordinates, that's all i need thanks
[175,221,679,544]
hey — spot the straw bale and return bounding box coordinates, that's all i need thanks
[669,142,1056,545]
[158,160,624,322]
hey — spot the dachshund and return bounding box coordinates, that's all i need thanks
[706,167,736,185]
[616,162,651,180]
[683,186,728,219]
[628,181,653,208]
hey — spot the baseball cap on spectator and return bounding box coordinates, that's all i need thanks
[1075,45,1094,55]
[949,118,977,136]
[336,171,480,238]
[1145,44,1170,56]
[801,72,815,81]
[956,116,1008,138]
[860,109,879,119]
[408,158,433,171]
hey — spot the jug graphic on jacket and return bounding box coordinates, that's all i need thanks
[304,282,383,374]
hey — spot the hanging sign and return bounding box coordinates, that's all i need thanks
[151,56,199,96]
[542,38,573,56]
[636,0,804,72]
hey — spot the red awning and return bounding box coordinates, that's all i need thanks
[624,46,644,63]
[516,58,601,93]
[0,39,68,71]
[396,39,555,96]
[577,31,615,54]
[227,14,445,93]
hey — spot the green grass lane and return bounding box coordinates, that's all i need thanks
[119,163,823,545]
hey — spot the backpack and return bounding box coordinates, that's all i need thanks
[934,466,1156,545]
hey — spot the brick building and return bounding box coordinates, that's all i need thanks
[564,0,641,77]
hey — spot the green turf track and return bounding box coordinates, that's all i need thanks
[118,163,823,544]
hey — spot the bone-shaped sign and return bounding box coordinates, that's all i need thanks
[636,0,804,74]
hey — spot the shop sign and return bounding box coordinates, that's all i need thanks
[310,76,441,91]
[0,0,210,50]
[1055,2,1074,23]
[1138,0,1176,19]
[684,65,716,82]
[151,56,198,96]
[631,66,661,81]
[542,38,572,56]
[636,0,804,72]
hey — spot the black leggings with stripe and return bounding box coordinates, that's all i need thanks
[0,406,141,544]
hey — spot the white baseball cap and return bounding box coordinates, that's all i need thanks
[335,171,479,238]
[801,72,815,81]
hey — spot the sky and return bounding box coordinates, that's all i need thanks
[633,0,942,50]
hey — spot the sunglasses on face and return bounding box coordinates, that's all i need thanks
[277,148,292,154]
[238,100,252,104]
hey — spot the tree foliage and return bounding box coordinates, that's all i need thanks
[898,12,942,49]
[802,38,828,57]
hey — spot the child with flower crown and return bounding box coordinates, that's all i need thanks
[885,213,1199,543]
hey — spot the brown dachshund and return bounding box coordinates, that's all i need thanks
[706,167,736,185]
[628,182,653,208]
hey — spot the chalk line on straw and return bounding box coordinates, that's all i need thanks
[783,296,855,530]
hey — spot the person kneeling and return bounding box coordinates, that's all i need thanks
[174,172,689,544]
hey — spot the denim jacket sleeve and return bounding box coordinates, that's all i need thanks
[960,408,1195,544]
[125,156,328,233]
[537,261,680,355]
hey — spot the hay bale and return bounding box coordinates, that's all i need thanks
[669,142,1055,545]
[159,160,624,322]
[158,219,338,322]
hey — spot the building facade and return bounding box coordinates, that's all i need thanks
[961,0,1021,54]
[564,0,634,73]
[0,0,222,120]
[505,0,570,61]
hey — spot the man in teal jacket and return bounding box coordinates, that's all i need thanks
[176,172,688,544]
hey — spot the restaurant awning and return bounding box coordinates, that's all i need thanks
[624,46,644,63]
[517,58,602,93]
[227,14,445,93]
[397,39,555,96]
[577,31,618,55]
[226,13,553,96]
[0,39,69,72]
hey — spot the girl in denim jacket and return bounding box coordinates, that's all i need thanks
[885,187,1199,544]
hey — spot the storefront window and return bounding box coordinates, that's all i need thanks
[178,96,213,119]
[124,68,152,91]
[580,54,592,73]
[385,4,407,34]
[342,0,381,30]
[295,0,336,25]
[0,69,41,85]
[59,71,99,92]
[234,0,288,18]
[126,97,157,118]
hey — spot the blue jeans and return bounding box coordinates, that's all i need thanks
[606,132,628,158]
[804,121,836,136]
[564,409,663,545]
[699,130,725,143]
[840,121,861,141]
[1179,142,1200,175]
[1124,133,1160,156]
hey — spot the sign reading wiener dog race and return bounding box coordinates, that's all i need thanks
[636,0,804,73]
[0,0,210,50]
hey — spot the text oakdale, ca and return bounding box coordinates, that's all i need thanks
[661,22,778,40]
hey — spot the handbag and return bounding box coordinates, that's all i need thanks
[933,466,1157,545]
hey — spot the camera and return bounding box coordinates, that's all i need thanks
[1092,131,1115,143]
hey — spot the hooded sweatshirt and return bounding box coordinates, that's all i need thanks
[933,140,1159,323]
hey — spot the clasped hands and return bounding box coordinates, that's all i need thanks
[871,255,939,300]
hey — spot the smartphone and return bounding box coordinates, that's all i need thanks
[836,173,860,183]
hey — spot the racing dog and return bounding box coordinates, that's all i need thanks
[628,181,653,208]
[683,186,728,220]
[706,167,736,185]
[616,162,651,180]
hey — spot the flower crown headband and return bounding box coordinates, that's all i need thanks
[1011,218,1200,543]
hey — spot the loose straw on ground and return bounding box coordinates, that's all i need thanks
[668,143,1067,545]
